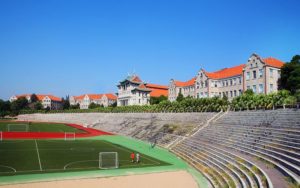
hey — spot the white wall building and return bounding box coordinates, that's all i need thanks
[10,94,62,110]
[69,93,117,109]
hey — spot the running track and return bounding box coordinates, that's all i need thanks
[1,123,113,139]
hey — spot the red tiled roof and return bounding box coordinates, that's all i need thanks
[145,83,168,90]
[174,77,196,87]
[86,94,103,100]
[74,94,117,101]
[131,75,142,83]
[205,64,245,79]
[149,89,168,97]
[36,95,62,102]
[139,83,147,89]
[16,94,30,98]
[104,93,117,100]
[15,94,62,102]
[74,95,85,100]
[145,83,168,97]
[263,57,284,68]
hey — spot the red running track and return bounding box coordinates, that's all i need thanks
[1,123,113,139]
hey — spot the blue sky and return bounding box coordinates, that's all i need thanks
[0,0,299,100]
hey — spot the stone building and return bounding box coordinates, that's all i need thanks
[10,94,62,110]
[169,53,284,101]
[117,75,168,106]
[69,93,117,109]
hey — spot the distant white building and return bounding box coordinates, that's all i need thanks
[69,93,117,109]
[117,75,168,106]
[10,94,62,110]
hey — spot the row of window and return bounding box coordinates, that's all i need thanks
[246,68,280,80]
[197,89,243,98]
[246,84,274,93]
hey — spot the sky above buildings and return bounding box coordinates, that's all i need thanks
[0,0,299,100]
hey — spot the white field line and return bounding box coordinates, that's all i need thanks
[0,165,16,172]
[35,140,43,171]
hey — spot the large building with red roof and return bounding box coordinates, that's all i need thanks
[169,53,284,101]
[9,94,62,110]
[69,93,117,109]
[117,75,168,106]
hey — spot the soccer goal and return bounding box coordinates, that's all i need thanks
[64,132,76,141]
[99,152,119,169]
[7,124,29,132]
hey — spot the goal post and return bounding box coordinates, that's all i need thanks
[64,132,76,141]
[99,152,119,169]
[0,131,2,141]
[7,124,29,132]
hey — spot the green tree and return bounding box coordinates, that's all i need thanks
[88,102,101,109]
[61,96,70,110]
[34,102,43,110]
[70,104,80,109]
[176,93,184,102]
[279,55,300,94]
[30,94,39,103]
[150,95,168,105]
[10,97,29,115]
[0,100,11,117]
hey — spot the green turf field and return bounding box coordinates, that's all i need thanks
[0,121,85,133]
[0,139,169,176]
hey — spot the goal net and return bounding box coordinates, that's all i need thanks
[99,152,119,169]
[7,124,29,132]
[64,132,76,141]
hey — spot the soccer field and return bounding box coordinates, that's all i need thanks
[0,121,85,133]
[0,139,169,176]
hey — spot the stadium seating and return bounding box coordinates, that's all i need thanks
[171,109,300,188]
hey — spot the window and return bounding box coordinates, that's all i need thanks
[239,77,242,84]
[270,84,274,92]
[253,70,257,79]
[233,78,236,85]
[278,70,281,78]
[230,79,233,85]
[239,90,242,95]
[259,84,264,93]
[215,82,217,87]
[252,85,257,93]
[234,90,237,97]
[247,86,250,90]
[226,80,228,86]
[246,72,250,80]
[230,91,233,97]
[270,68,274,77]
[259,69,263,77]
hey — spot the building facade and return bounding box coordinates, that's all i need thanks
[117,75,168,106]
[69,93,117,109]
[10,94,62,110]
[168,77,196,101]
[169,53,284,101]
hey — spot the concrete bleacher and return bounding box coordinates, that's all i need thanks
[171,109,300,188]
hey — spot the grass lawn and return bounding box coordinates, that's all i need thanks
[0,139,169,176]
[0,121,85,133]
